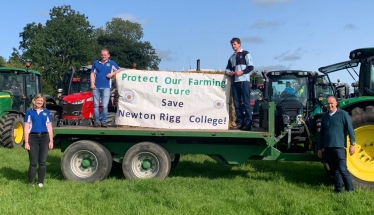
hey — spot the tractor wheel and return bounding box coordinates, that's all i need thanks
[122,142,171,179]
[0,114,24,148]
[347,106,374,189]
[61,140,112,182]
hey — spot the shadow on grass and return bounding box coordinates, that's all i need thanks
[108,156,332,187]
[0,167,28,183]
[170,156,331,187]
[169,159,249,179]
[46,154,65,180]
[247,160,333,187]
[0,154,65,183]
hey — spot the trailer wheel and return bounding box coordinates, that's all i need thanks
[122,142,171,179]
[347,106,374,189]
[61,140,112,182]
[0,114,24,148]
[170,154,180,171]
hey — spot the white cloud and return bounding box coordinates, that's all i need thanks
[274,47,305,61]
[156,49,173,61]
[241,36,264,43]
[250,20,283,29]
[114,13,150,25]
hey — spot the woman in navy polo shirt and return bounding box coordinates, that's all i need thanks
[24,94,54,187]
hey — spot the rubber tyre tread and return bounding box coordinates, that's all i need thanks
[122,141,171,180]
[349,106,374,189]
[61,140,112,182]
[0,114,24,148]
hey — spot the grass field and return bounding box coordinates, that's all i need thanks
[0,147,373,215]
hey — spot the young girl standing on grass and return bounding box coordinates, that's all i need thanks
[24,94,54,188]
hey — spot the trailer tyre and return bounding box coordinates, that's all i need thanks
[61,140,112,182]
[347,106,374,189]
[0,114,24,148]
[122,142,171,179]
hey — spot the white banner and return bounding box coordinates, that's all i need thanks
[116,69,231,130]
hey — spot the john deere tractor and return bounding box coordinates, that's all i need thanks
[318,47,374,188]
[0,65,60,148]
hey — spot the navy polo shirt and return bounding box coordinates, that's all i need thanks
[91,59,120,88]
[24,108,52,133]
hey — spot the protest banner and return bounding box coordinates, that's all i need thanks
[116,69,231,130]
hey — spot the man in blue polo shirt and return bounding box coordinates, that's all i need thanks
[90,48,121,127]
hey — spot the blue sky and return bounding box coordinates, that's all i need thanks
[1,0,373,84]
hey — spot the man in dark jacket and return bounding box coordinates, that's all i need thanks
[317,95,356,192]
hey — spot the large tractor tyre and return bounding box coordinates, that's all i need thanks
[49,110,61,127]
[347,106,374,189]
[0,114,24,148]
[61,140,112,182]
[122,141,171,180]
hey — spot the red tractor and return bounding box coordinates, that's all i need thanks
[58,66,117,126]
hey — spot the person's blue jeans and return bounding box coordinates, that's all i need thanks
[324,147,354,192]
[92,88,110,123]
[232,81,252,126]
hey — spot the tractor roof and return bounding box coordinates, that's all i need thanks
[0,67,41,75]
[266,70,316,76]
[350,47,374,60]
[318,59,359,74]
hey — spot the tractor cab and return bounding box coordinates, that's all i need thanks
[59,65,94,126]
[264,71,312,131]
[0,66,42,113]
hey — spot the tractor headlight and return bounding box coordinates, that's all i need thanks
[72,100,84,105]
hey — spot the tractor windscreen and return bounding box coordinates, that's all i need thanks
[315,76,335,100]
[270,75,308,105]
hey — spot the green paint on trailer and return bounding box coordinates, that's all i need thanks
[54,102,319,164]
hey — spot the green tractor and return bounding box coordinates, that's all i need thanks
[261,70,334,152]
[318,47,374,188]
[0,65,60,148]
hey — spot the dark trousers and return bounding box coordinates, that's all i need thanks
[28,133,49,184]
[324,147,354,192]
[232,81,252,126]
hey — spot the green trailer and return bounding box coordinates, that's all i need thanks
[54,102,320,183]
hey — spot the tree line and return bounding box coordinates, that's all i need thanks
[0,5,160,94]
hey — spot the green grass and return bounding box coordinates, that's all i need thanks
[0,147,373,215]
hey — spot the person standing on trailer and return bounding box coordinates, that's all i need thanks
[90,48,121,128]
[317,95,356,193]
[24,94,54,188]
[225,37,254,131]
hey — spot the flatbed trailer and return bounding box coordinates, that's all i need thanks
[54,102,319,182]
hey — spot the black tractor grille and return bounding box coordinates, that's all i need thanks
[62,103,83,116]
